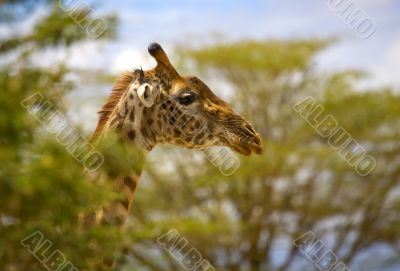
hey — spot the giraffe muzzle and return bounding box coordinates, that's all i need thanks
[225,123,263,156]
[229,134,263,156]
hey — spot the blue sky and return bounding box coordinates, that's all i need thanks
[1,0,399,90]
[84,0,399,90]
[26,0,394,127]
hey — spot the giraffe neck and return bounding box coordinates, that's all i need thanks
[91,77,161,226]
[95,114,150,226]
[88,126,148,270]
[102,171,142,225]
[83,138,147,226]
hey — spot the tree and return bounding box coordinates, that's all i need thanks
[122,40,400,271]
[1,2,399,270]
[0,1,129,270]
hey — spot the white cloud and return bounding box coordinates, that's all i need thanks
[367,37,400,89]
[66,40,110,69]
[387,38,400,62]
[111,48,154,73]
[29,40,109,70]
[362,0,394,8]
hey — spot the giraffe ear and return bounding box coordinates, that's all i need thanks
[137,83,158,107]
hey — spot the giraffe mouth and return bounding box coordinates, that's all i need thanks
[218,116,263,156]
[226,130,263,156]
[230,139,263,156]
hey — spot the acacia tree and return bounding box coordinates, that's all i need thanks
[2,1,399,269]
[0,1,132,270]
[123,40,400,271]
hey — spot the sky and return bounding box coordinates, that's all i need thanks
[1,0,399,129]
[2,0,398,90]
[90,0,399,91]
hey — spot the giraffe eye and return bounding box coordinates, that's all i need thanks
[178,92,196,105]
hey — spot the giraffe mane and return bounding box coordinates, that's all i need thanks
[91,71,135,141]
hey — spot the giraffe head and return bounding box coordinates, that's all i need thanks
[94,43,263,156]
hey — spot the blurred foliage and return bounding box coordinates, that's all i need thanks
[0,1,127,270]
[178,39,334,74]
[121,41,400,271]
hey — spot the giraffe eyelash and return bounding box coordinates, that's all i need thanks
[177,91,197,105]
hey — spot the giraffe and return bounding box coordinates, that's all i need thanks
[89,41,263,229]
